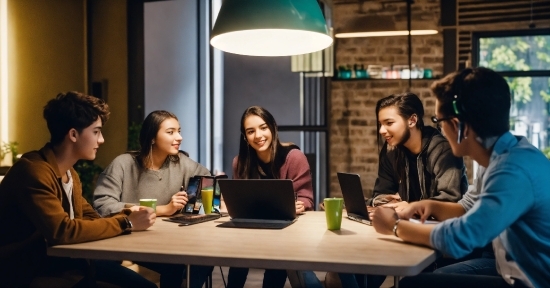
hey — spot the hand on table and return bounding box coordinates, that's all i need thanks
[157,191,189,216]
[382,201,410,212]
[397,201,433,222]
[295,201,305,215]
[129,205,141,212]
[371,207,398,235]
[128,207,156,231]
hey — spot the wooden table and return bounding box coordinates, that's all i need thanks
[48,212,436,287]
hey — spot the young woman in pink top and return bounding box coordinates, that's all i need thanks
[227,106,320,288]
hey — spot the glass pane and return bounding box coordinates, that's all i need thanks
[507,77,550,157]
[479,35,550,71]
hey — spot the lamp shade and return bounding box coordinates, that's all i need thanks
[211,0,333,57]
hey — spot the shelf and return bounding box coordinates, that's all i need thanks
[332,77,439,82]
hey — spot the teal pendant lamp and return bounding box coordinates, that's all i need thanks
[211,0,333,57]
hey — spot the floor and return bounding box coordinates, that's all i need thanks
[129,263,395,288]
[209,267,394,288]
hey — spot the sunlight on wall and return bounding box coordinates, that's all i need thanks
[0,0,8,146]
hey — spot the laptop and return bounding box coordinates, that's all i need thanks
[217,179,297,229]
[337,172,371,225]
[163,176,221,226]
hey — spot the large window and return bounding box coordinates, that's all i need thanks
[474,29,550,158]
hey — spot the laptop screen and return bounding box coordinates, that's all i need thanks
[219,179,296,221]
[337,172,370,219]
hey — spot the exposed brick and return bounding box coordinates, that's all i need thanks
[331,0,443,197]
[416,47,432,54]
[384,47,405,54]
[351,119,368,126]
[370,81,402,89]
[425,38,442,46]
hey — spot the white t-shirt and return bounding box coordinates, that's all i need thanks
[61,171,74,219]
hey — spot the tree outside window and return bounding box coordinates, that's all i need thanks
[474,31,550,157]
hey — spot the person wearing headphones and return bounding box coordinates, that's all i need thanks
[372,67,550,287]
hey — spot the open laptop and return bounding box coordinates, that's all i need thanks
[163,176,221,226]
[217,179,297,229]
[337,172,371,225]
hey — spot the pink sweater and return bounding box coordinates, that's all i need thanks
[232,149,314,210]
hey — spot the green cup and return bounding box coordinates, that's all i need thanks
[324,198,344,230]
[139,198,157,212]
[201,189,214,214]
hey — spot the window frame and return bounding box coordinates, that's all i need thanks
[471,28,550,77]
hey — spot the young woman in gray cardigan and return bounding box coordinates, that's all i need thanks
[93,110,212,288]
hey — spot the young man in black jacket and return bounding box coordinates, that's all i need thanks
[339,93,468,288]
[369,92,468,210]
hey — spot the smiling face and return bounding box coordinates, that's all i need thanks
[152,117,182,157]
[74,117,104,160]
[378,106,412,147]
[243,115,273,161]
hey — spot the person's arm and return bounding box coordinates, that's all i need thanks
[285,149,314,211]
[15,161,130,245]
[154,154,210,216]
[93,158,128,217]
[431,163,533,258]
[372,207,434,247]
[370,145,400,206]
[428,138,468,202]
[376,162,534,259]
[397,199,466,222]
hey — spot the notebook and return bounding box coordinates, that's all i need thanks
[217,179,297,229]
[163,176,221,226]
[337,172,371,225]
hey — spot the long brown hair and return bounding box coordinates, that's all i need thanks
[375,93,425,189]
[129,110,180,169]
[236,106,289,179]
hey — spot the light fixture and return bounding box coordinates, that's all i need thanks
[210,0,333,57]
[334,13,438,38]
[335,30,437,38]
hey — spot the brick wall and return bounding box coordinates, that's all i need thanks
[329,0,446,197]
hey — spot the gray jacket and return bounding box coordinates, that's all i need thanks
[370,126,468,205]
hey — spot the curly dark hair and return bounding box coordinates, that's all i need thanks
[43,91,110,145]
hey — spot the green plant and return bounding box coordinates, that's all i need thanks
[0,141,18,165]
[543,147,550,160]
[128,121,142,151]
[73,160,103,203]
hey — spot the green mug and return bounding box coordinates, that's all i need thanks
[324,198,344,230]
[139,198,157,212]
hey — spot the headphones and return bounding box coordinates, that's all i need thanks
[451,68,472,144]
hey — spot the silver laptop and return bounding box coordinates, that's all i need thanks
[337,172,371,225]
[217,179,297,229]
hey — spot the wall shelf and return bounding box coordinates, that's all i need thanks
[331,77,439,82]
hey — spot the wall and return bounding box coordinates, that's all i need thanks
[329,0,443,197]
[90,0,128,168]
[8,0,86,154]
[223,54,301,177]
[143,0,201,162]
[4,0,129,169]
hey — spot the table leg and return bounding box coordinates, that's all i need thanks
[187,264,191,288]
[394,276,399,288]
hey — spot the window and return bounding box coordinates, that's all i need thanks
[473,29,550,158]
